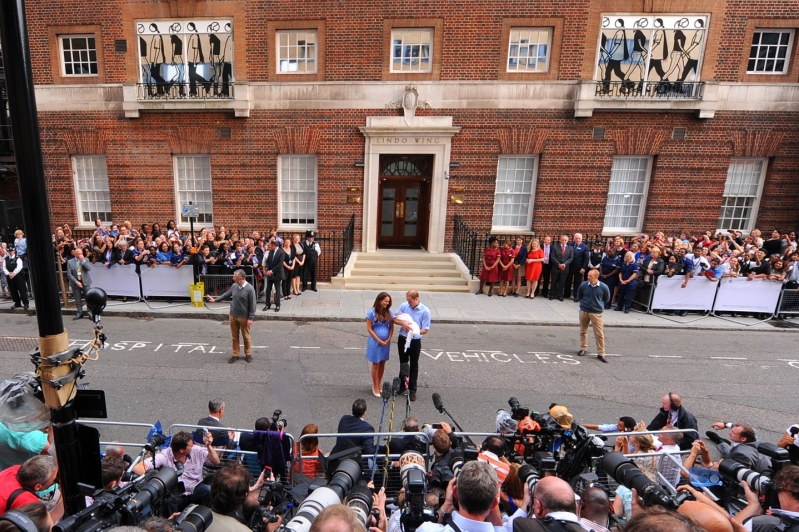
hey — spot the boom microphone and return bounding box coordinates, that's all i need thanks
[392,377,401,396]
[432,393,444,414]
[381,381,392,401]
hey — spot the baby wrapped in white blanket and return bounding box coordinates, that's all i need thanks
[394,312,420,352]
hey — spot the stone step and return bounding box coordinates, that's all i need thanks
[356,253,454,263]
[345,282,473,292]
[347,275,468,285]
[350,267,463,277]
[352,260,456,269]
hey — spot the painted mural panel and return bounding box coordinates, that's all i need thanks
[138,20,233,98]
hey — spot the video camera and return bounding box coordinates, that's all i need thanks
[53,467,199,532]
[271,410,288,431]
[600,451,693,510]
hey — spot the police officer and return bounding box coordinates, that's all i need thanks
[2,247,28,311]
[302,230,321,292]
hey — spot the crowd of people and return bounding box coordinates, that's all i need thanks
[0,220,324,314]
[477,229,798,315]
[4,390,798,532]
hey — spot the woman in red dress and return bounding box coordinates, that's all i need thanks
[477,236,501,296]
[498,240,514,296]
[525,238,545,299]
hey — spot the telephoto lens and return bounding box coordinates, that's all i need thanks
[345,484,374,528]
[600,451,687,510]
[126,467,179,516]
[517,464,540,493]
[718,459,772,495]
[173,504,213,532]
[281,458,362,532]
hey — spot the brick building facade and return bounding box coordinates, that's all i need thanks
[3,0,799,253]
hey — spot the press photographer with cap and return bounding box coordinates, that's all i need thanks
[302,230,321,292]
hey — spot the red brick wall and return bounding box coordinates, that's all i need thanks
[38,108,799,245]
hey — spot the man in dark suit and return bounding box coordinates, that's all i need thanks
[66,247,92,320]
[513,476,584,532]
[261,239,285,312]
[196,398,232,447]
[539,235,553,298]
[330,398,376,456]
[549,234,573,301]
[565,232,589,301]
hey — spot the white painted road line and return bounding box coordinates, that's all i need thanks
[649,355,683,358]
[343,347,362,350]
[710,357,747,360]
[290,346,320,349]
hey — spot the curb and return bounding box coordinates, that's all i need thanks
[1,308,794,332]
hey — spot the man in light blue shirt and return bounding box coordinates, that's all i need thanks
[394,289,431,402]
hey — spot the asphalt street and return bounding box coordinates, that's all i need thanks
[1,314,797,452]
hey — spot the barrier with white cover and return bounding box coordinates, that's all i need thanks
[140,265,193,298]
[650,275,718,311]
[89,264,140,297]
[712,277,782,315]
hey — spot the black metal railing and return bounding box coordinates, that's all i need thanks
[453,216,480,279]
[0,124,14,155]
[136,82,235,100]
[594,80,704,99]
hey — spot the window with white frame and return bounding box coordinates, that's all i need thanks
[603,157,652,233]
[492,156,537,230]
[72,156,112,224]
[748,30,793,74]
[277,30,317,73]
[60,35,98,76]
[174,155,213,224]
[279,155,317,226]
[507,28,551,72]
[717,158,766,231]
[391,29,432,72]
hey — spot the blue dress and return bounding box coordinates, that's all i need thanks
[366,308,394,363]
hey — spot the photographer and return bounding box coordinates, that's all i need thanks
[417,460,505,532]
[207,463,281,532]
[429,426,455,489]
[512,477,582,532]
[142,431,220,514]
[735,464,799,532]
[0,502,52,532]
[0,456,62,522]
[477,436,510,484]
[706,423,771,473]
[378,418,425,456]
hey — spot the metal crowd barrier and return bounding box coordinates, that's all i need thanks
[776,288,799,320]
[200,268,259,312]
[631,283,656,313]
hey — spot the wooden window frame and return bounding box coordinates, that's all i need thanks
[499,18,563,81]
[268,20,326,82]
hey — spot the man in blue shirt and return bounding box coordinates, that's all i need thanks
[393,290,431,402]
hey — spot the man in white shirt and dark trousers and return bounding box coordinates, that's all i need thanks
[2,247,28,310]
[393,289,431,402]
[576,269,610,363]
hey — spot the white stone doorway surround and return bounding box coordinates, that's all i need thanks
[359,116,461,253]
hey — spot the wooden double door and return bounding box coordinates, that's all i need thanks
[377,155,432,248]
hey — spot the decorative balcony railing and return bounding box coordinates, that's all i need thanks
[136,82,235,100]
[594,80,705,100]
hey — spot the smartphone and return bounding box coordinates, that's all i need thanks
[431,423,443,429]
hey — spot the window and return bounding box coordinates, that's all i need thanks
[507,28,550,72]
[603,157,652,233]
[717,159,767,232]
[174,156,213,224]
[391,29,432,72]
[60,35,98,76]
[279,155,317,227]
[73,156,112,224]
[277,31,317,73]
[492,157,537,230]
[748,30,793,73]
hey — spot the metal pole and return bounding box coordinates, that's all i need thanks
[0,0,84,516]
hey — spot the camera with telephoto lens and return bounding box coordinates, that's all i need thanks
[397,452,437,532]
[508,397,530,421]
[271,410,288,431]
[53,467,183,532]
[277,458,367,532]
[600,451,693,510]
[717,443,791,511]
[172,505,214,532]
[448,437,479,477]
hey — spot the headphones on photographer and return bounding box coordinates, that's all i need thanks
[668,392,679,411]
[0,510,39,532]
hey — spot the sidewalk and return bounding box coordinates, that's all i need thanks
[2,286,794,331]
